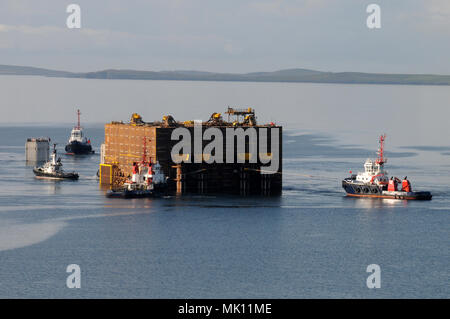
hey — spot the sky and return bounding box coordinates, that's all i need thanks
[0,0,449,74]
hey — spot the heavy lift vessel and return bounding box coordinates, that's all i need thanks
[99,108,282,195]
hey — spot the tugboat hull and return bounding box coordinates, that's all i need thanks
[342,180,383,196]
[65,141,93,155]
[342,180,432,200]
[106,189,154,199]
[33,168,79,180]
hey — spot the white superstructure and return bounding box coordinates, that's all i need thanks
[353,134,389,186]
[40,147,63,174]
[125,161,167,191]
[68,127,85,143]
[355,158,389,185]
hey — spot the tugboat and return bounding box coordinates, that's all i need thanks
[342,135,432,200]
[33,144,79,180]
[106,138,167,198]
[65,109,94,155]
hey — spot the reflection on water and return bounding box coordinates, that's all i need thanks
[0,219,66,252]
[38,179,63,195]
[344,197,409,209]
[102,197,157,210]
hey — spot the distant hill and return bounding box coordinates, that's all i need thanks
[1,64,449,85]
[0,64,74,77]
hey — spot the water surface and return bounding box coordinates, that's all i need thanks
[0,77,448,298]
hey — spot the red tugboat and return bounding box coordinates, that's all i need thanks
[106,137,167,198]
[342,135,432,200]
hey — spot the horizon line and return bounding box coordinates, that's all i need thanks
[1,63,450,77]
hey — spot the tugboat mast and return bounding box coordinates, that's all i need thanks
[376,134,386,165]
[76,109,81,130]
[142,136,147,164]
[141,136,152,165]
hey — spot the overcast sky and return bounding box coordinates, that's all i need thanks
[0,0,449,74]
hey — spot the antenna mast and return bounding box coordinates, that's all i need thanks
[376,134,386,165]
[76,109,81,129]
[142,136,151,164]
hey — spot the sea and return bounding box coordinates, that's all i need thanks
[0,76,448,298]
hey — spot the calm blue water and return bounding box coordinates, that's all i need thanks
[0,78,449,298]
[0,124,448,298]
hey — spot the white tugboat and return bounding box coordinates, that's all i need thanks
[342,135,432,200]
[33,144,79,180]
[106,138,167,198]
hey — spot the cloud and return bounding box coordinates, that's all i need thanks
[0,24,136,51]
[224,42,243,55]
[426,0,450,28]
[248,0,326,17]
[0,22,242,65]
[396,0,450,34]
[0,1,448,73]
